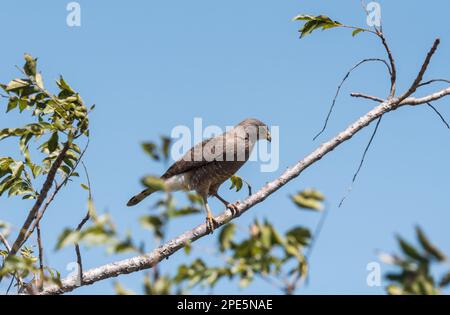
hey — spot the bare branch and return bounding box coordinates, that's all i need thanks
[33,34,449,296]
[350,93,385,103]
[313,58,391,140]
[36,223,44,292]
[38,92,418,295]
[339,116,383,207]
[418,79,450,88]
[377,32,397,97]
[0,233,11,253]
[37,83,450,294]
[400,87,450,105]
[399,38,441,102]
[74,162,93,285]
[426,102,450,130]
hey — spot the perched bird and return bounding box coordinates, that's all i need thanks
[127,118,272,233]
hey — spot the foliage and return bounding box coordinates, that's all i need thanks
[290,189,325,211]
[0,54,91,199]
[381,227,449,295]
[292,14,367,38]
[173,219,310,293]
[0,54,93,292]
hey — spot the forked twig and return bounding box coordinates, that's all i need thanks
[313,58,391,140]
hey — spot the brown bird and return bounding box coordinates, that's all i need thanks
[127,118,272,233]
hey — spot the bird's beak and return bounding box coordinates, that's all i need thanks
[267,131,272,142]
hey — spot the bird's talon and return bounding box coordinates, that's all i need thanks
[227,202,240,216]
[206,216,218,234]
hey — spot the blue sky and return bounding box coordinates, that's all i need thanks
[1,0,449,294]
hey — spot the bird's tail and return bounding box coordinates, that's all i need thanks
[127,187,159,206]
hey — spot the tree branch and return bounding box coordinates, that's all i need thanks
[8,143,70,256]
[400,87,450,105]
[398,38,441,102]
[37,38,449,296]
[36,223,44,292]
[21,139,89,248]
[350,93,385,103]
[377,32,397,98]
[313,58,391,140]
[38,90,449,295]
[0,233,11,253]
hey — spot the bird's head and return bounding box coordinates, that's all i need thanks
[237,118,272,143]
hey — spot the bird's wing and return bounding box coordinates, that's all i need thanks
[161,135,226,179]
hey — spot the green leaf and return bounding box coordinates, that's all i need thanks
[114,282,135,295]
[188,192,203,205]
[5,79,30,92]
[56,75,75,95]
[23,53,37,76]
[6,98,18,113]
[291,189,325,211]
[80,183,89,191]
[141,176,166,191]
[292,14,343,38]
[0,128,12,141]
[161,136,171,161]
[386,285,404,295]
[219,223,236,252]
[139,215,164,238]
[184,240,192,254]
[229,175,243,192]
[168,206,201,218]
[352,28,365,37]
[47,132,59,153]
[416,226,447,262]
[286,227,311,246]
[30,164,42,178]
[397,236,426,262]
[35,73,44,89]
[141,142,160,161]
[10,161,24,178]
[439,272,450,288]
[19,98,28,112]
[55,228,80,250]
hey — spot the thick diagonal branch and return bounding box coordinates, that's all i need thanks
[39,83,450,295]
[37,37,450,295]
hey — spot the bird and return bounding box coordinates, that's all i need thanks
[127,118,272,233]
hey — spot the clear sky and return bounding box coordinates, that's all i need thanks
[1,0,449,294]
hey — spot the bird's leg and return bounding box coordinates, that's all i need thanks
[202,196,218,234]
[213,193,240,216]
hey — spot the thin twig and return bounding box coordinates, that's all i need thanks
[339,116,383,208]
[377,32,397,97]
[36,223,44,292]
[426,102,450,130]
[74,162,93,285]
[350,93,385,103]
[6,277,14,295]
[0,233,10,252]
[418,79,450,88]
[399,38,441,102]
[313,58,391,140]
